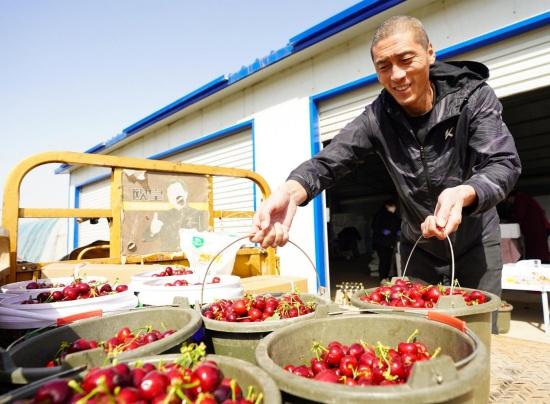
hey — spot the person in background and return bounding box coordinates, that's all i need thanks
[372,199,401,282]
[508,190,550,263]
[250,16,521,333]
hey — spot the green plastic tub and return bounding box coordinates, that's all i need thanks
[350,287,500,350]
[201,293,335,364]
[497,301,513,334]
[255,314,488,404]
[1,305,202,385]
[351,286,499,401]
[0,353,281,404]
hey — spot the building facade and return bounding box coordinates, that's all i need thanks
[62,0,550,290]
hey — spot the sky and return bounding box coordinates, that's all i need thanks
[0,0,360,216]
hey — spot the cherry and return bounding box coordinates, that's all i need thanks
[116,386,142,403]
[194,363,223,393]
[34,379,71,404]
[139,370,169,400]
[26,281,39,289]
[313,369,339,383]
[100,283,113,293]
[116,284,129,292]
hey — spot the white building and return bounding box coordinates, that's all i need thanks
[59,0,550,291]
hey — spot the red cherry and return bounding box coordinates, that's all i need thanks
[139,370,169,400]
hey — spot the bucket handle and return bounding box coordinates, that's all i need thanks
[199,235,322,307]
[401,234,456,295]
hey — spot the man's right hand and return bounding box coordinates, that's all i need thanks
[250,180,307,248]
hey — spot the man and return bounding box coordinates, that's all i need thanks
[250,16,521,326]
[372,199,401,282]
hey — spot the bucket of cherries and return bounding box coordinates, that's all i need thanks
[3,343,282,404]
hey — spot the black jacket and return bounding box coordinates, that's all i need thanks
[288,61,521,261]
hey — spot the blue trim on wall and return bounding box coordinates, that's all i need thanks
[308,10,550,290]
[73,186,80,249]
[124,76,229,136]
[308,98,327,289]
[251,123,257,211]
[290,0,404,52]
[148,120,253,160]
[437,11,550,60]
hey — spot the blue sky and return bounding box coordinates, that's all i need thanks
[0,0,359,215]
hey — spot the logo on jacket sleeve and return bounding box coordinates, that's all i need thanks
[444,127,454,140]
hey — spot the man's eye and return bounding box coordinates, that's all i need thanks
[378,64,388,71]
[402,57,413,64]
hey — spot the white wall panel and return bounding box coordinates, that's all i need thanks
[77,179,110,246]
[166,130,254,234]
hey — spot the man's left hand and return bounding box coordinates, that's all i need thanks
[421,185,477,240]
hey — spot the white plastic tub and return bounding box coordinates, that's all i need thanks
[0,290,138,329]
[138,274,243,305]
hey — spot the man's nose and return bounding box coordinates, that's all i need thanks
[391,65,406,81]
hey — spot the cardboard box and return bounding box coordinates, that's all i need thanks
[240,275,308,294]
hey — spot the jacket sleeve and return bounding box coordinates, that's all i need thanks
[462,84,522,214]
[286,108,375,205]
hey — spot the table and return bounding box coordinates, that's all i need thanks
[502,261,550,334]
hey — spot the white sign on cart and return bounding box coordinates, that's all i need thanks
[502,259,550,334]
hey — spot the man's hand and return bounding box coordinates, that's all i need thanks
[249,180,307,248]
[421,185,477,240]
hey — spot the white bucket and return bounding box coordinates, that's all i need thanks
[1,276,108,294]
[129,270,194,292]
[138,275,243,305]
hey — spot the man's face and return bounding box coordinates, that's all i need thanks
[372,30,435,116]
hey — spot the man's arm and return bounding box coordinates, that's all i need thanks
[462,84,521,213]
[422,84,521,239]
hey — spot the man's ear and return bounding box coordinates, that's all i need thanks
[427,42,436,65]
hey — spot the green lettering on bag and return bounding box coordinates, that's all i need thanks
[192,236,204,248]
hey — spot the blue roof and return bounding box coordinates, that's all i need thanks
[56,0,402,173]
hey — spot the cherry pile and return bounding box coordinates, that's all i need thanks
[20,280,128,304]
[151,265,193,277]
[203,293,316,322]
[165,276,221,287]
[33,343,263,403]
[284,330,439,386]
[25,281,63,289]
[25,278,102,290]
[47,326,176,367]
[359,278,487,308]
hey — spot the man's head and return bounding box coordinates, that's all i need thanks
[371,16,436,116]
[166,181,188,210]
[384,198,397,213]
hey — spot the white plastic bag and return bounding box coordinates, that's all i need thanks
[179,230,243,277]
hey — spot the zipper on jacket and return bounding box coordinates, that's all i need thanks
[418,143,436,208]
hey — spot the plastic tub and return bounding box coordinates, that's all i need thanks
[0,354,281,404]
[350,286,500,349]
[201,293,335,364]
[138,274,243,306]
[0,290,138,326]
[497,301,513,334]
[255,314,488,403]
[129,265,193,290]
[1,305,202,385]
